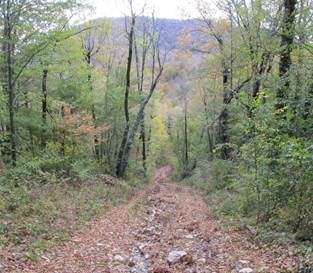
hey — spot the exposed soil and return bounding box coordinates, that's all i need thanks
[2,167,302,273]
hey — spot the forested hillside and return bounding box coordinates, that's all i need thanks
[0,0,313,271]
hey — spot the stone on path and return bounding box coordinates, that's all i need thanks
[114,255,127,264]
[131,261,149,273]
[239,268,254,273]
[167,250,187,264]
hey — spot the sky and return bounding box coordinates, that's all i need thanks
[86,0,199,20]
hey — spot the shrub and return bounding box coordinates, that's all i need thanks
[184,160,236,193]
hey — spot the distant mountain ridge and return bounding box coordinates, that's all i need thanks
[107,17,202,49]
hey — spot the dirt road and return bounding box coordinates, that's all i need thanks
[15,167,300,272]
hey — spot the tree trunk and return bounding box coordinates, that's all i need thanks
[3,2,17,166]
[92,104,100,160]
[60,105,66,156]
[276,0,297,109]
[203,94,214,158]
[24,90,35,156]
[116,15,136,176]
[184,96,189,169]
[219,63,230,160]
[134,30,148,175]
[117,87,155,177]
[140,118,147,175]
[8,66,16,166]
[41,67,48,147]
[85,50,100,161]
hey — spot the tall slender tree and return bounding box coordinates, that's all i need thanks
[116,14,167,177]
[276,0,297,110]
[116,0,136,176]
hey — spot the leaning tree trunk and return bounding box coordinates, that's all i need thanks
[117,51,164,178]
[117,88,155,177]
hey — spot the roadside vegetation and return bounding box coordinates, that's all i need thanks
[0,0,313,267]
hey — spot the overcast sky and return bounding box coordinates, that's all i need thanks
[86,0,199,19]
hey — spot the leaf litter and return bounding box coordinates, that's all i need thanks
[1,167,306,272]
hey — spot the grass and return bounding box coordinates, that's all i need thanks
[0,176,144,261]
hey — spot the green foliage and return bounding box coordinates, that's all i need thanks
[169,0,313,247]
[148,105,178,174]
[1,0,313,264]
[184,160,236,193]
[185,94,313,242]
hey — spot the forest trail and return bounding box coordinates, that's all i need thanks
[16,167,299,273]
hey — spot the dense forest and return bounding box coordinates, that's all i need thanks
[0,0,313,271]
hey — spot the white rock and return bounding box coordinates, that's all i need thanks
[198,258,206,264]
[167,250,187,264]
[41,255,50,262]
[185,234,194,239]
[96,243,105,247]
[114,255,127,263]
[239,260,249,264]
[138,243,147,251]
[131,262,149,273]
[239,268,254,273]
